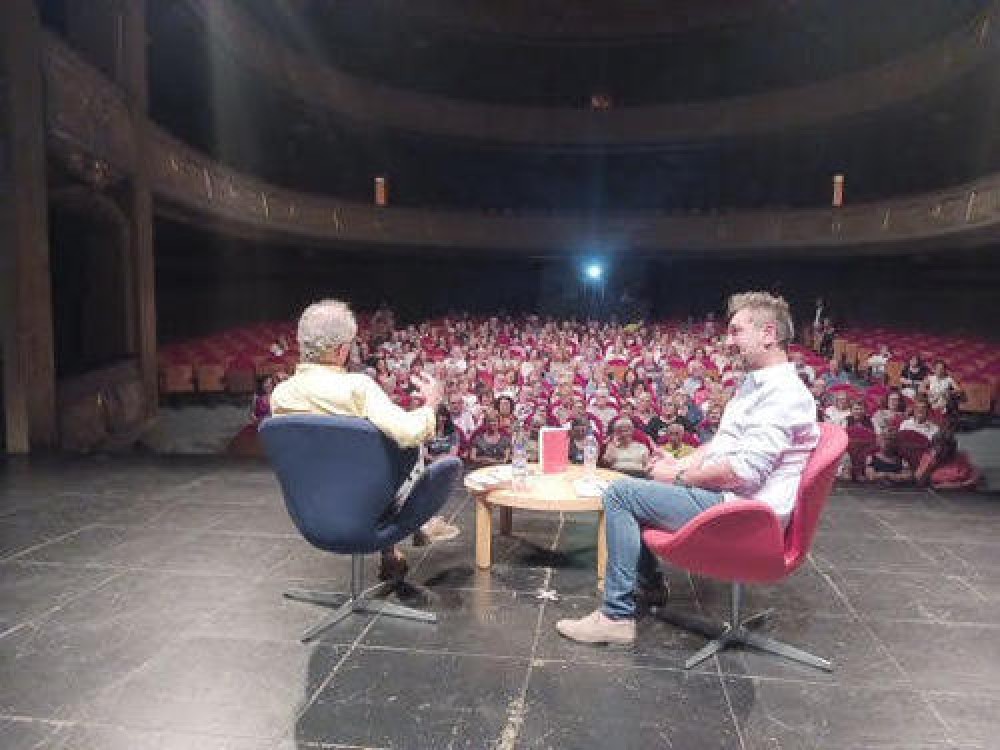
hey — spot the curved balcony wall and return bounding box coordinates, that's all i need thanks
[43,33,1000,255]
[185,0,1000,145]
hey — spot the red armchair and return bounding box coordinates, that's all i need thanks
[641,423,847,671]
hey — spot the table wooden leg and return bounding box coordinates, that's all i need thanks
[596,509,607,592]
[475,496,492,570]
[498,506,513,536]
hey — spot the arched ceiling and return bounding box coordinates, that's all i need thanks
[236,0,987,106]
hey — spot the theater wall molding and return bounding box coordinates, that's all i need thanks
[44,32,1000,255]
[184,0,1000,145]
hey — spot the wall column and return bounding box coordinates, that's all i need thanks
[1,0,58,451]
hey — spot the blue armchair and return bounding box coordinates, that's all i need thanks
[259,414,463,642]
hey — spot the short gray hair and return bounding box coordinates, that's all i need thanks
[296,299,357,362]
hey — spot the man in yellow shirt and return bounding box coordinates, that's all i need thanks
[271,299,458,580]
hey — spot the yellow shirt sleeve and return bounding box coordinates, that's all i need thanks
[356,375,436,448]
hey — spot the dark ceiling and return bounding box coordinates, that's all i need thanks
[144,0,1000,213]
[236,0,986,106]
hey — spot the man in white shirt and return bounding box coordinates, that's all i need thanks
[557,292,819,646]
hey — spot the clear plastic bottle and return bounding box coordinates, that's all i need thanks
[583,428,599,477]
[511,423,528,490]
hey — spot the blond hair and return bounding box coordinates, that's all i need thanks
[727,291,794,347]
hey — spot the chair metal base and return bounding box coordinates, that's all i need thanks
[659,582,833,672]
[283,554,437,643]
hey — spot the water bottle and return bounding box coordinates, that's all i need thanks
[583,428,599,477]
[511,423,529,491]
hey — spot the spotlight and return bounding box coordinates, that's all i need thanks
[585,263,603,281]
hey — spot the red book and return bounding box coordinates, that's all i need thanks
[539,426,570,474]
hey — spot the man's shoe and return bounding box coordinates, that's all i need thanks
[555,610,636,645]
[414,516,460,545]
[377,552,409,582]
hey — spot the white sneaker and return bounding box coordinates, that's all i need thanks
[556,609,636,645]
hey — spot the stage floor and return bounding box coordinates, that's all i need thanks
[1,456,998,749]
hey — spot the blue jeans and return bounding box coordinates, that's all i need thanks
[601,478,724,619]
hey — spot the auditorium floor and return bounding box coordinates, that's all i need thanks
[1,457,999,749]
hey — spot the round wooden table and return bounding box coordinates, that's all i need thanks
[464,464,622,591]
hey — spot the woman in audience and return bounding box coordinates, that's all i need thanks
[633,393,665,439]
[469,411,512,466]
[922,360,962,415]
[864,431,914,486]
[915,416,982,490]
[601,416,651,478]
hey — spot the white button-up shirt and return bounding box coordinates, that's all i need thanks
[704,362,820,526]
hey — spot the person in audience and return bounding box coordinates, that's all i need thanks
[495,395,517,432]
[864,431,914,486]
[900,355,929,399]
[589,387,619,430]
[697,403,723,443]
[914,416,981,490]
[602,416,651,478]
[899,398,940,440]
[824,358,851,386]
[270,299,454,582]
[633,393,666,439]
[660,421,695,460]
[557,291,818,646]
[447,393,477,437]
[681,361,706,396]
[872,390,908,435]
[568,418,592,464]
[823,390,851,426]
[524,411,547,463]
[865,345,892,383]
[469,411,512,466]
[426,405,461,463]
[845,400,874,430]
[670,390,704,432]
[809,378,829,418]
[251,375,275,422]
[818,318,836,358]
[922,360,962,415]
[791,351,816,385]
